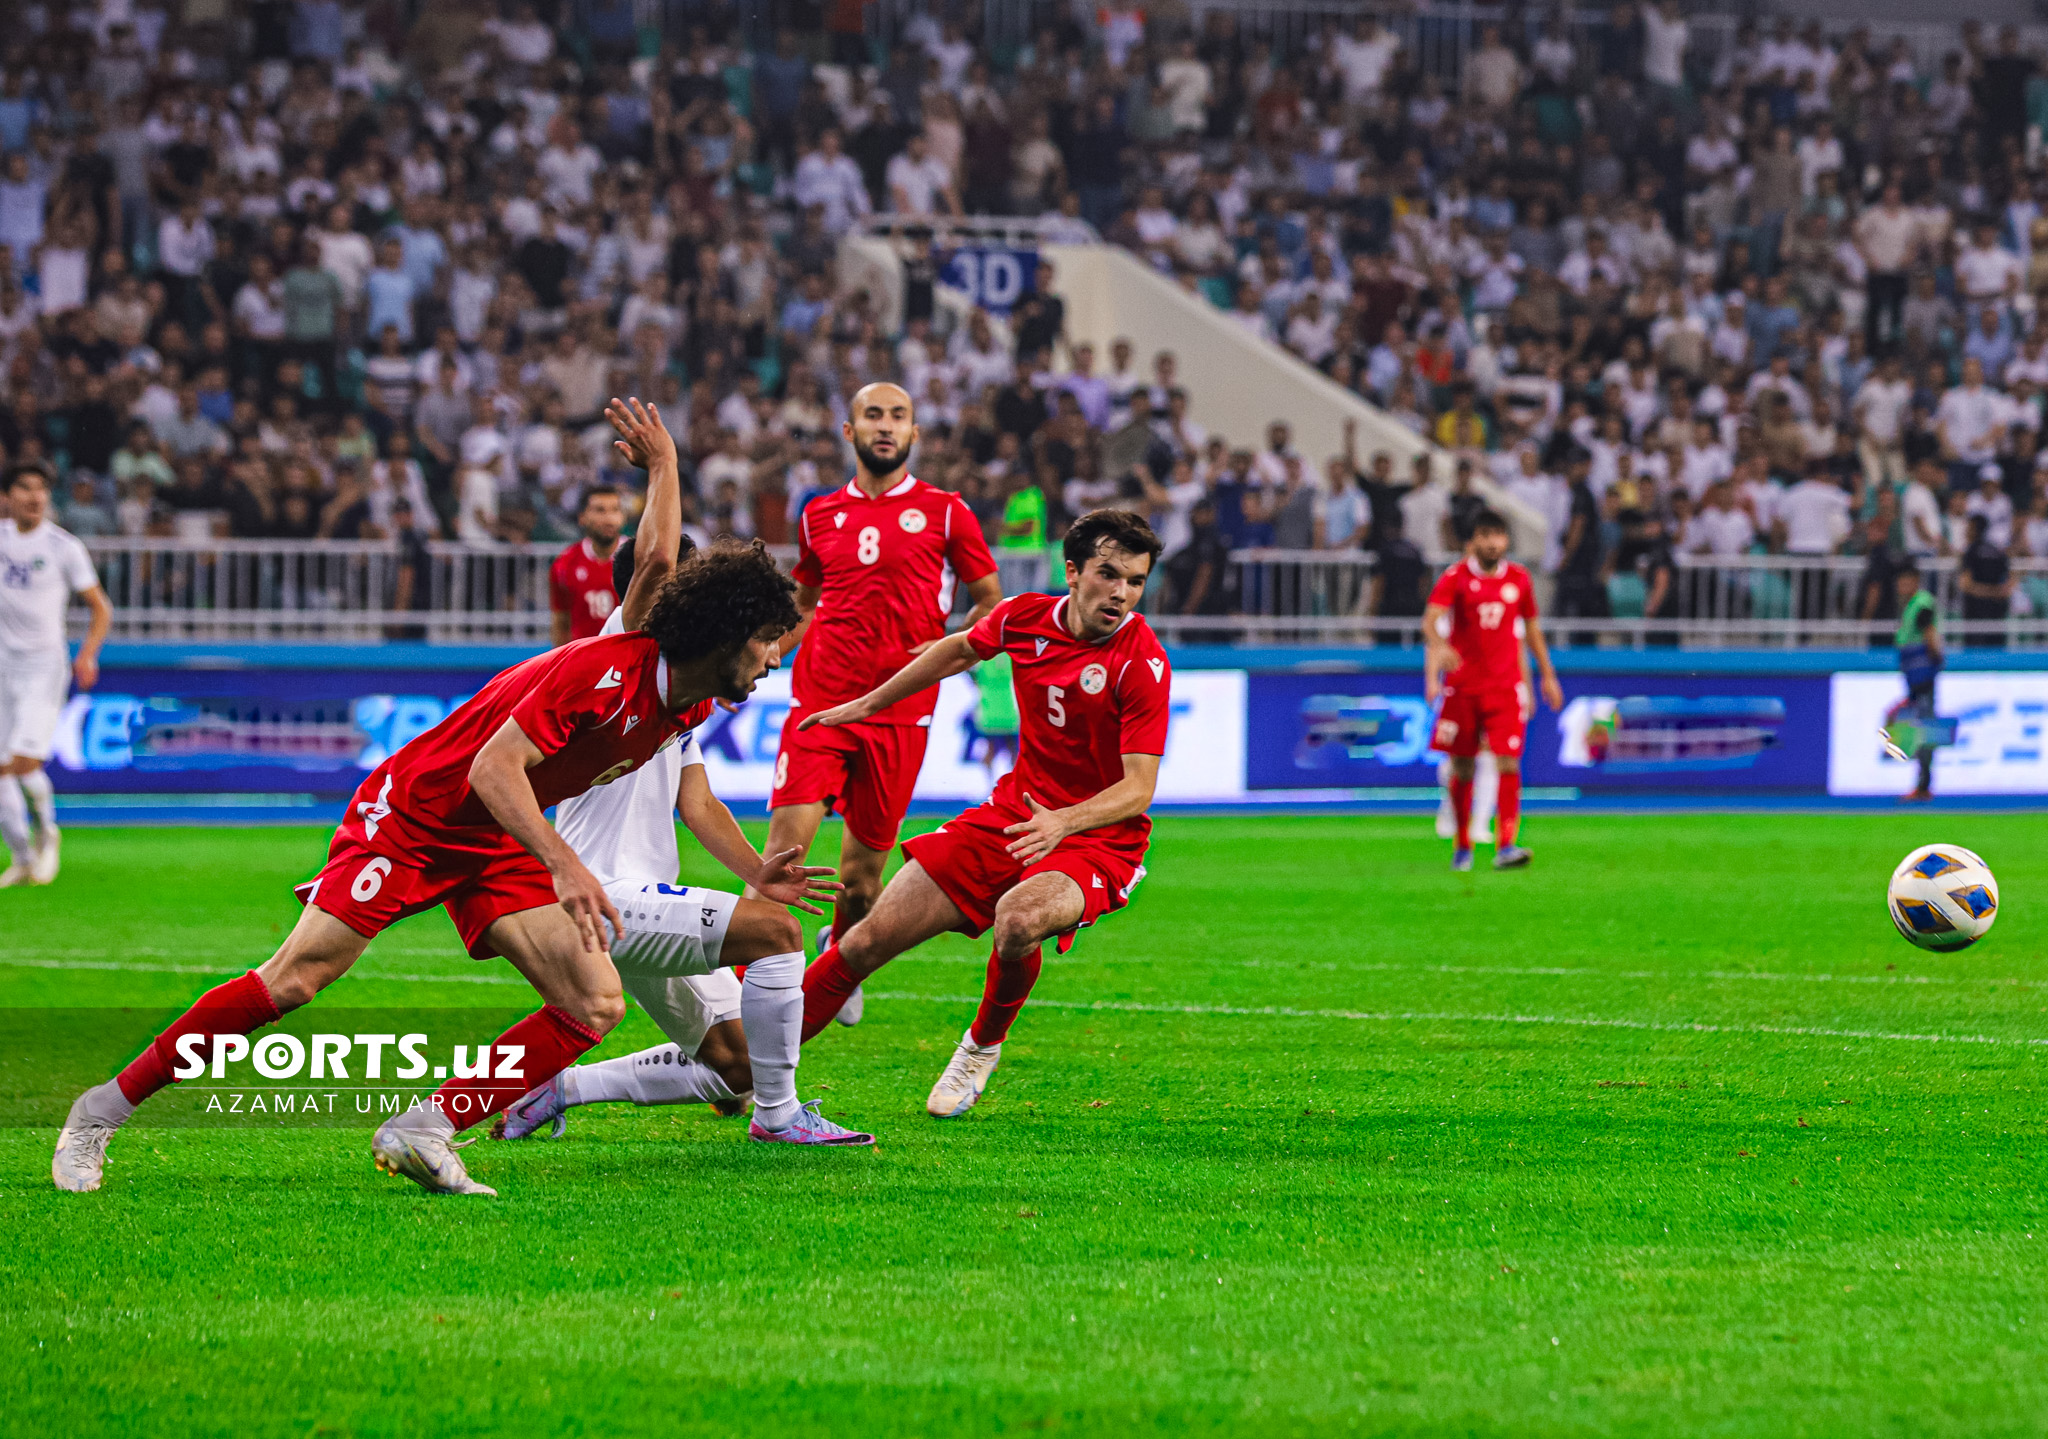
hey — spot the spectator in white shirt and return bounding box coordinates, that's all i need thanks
[1330,17,1401,106]
[1965,465,2016,548]
[1686,480,1758,556]
[1852,353,1914,488]
[886,133,959,216]
[1901,460,1948,557]
[1955,221,2023,305]
[1936,357,2008,491]
[1775,468,1852,555]
[791,129,872,235]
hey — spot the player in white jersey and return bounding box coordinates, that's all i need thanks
[1,465,110,888]
[493,534,862,1143]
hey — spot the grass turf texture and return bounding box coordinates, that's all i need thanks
[2,814,2045,1438]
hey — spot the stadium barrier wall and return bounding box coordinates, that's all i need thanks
[40,646,2048,818]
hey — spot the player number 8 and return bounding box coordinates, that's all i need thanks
[352,856,393,902]
[857,526,881,564]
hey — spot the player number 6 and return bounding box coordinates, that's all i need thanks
[352,857,393,903]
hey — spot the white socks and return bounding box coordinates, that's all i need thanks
[563,1044,738,1108]
[19,768,54,834]
[82,1079,136,1127]
[741,950,805,1132]
[0,776,29,865]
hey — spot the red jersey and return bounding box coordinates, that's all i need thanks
[791,475,997,725]
[550,539,620,642]
[963,593,1172,849]
[351,632,715,857]
[1427,556,1537,695]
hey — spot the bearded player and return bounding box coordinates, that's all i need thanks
[52,402,837,1197]
[757,381,1002,1024]
[1422,509,1564,872]
[799,510,1169,1117]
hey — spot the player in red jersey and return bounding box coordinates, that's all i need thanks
[1423,509,1564,873]
[756,381,1002,1021]
[549,485,626,644]
[797,510,1169,1117]
[52,402,829,1197]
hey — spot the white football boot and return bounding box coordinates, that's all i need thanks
[372,1113,496,1195]
[926,1029,1003,1117]
[52,1085,127,1192]
[29,828,60,885]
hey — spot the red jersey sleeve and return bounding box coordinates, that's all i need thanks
[942,494,998,584]
[1426,566,1460,608]
[507,641,625,755]
[1115,643,1172,756]
[548,553,572,615]
[791,507,823,587]
[964,595,1015,661]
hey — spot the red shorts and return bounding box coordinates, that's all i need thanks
[772,717,928,853]
[1433,686,1526,759]
[901,801,1147,954]
[295,828,559,960]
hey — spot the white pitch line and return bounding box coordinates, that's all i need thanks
[865,992,2048,1050]
[0,957,526,985]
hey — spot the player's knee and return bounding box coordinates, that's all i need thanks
[1495,755,1520,774]
[561,987,626,1035]
[991,909,1043,961]
[766,907,805,955]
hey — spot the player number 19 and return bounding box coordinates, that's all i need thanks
[1046,684,1067,727]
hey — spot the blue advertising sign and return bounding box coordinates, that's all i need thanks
[939,247,1038,314]
[1246,672,1833,792]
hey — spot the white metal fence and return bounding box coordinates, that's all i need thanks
[73,538,2048,651]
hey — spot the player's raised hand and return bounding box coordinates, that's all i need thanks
[604,397,678,473]
[553,855,622,956]
[751,846,845,915]
[1002,793,1069,864]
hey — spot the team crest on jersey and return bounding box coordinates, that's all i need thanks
[1501,582,1520,603]
[1079,663,1107,694]
[899,508,927,533]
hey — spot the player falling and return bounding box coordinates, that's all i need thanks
[52,401,848,1197]
[1422,509,1564,873]
[757,381,1001,1022]
[491,531,866,1146]
[801,509,1170,1117]
[0,464,111,887]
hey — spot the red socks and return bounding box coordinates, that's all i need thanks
[117,970,280,1104]
[970,945,1041,1047]
[800,944,860,1042]
[1497,769,1522,847]
[430,1003,601,1133]
[1447,773,1474,849]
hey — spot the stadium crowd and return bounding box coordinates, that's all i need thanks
[0,1,2043,630]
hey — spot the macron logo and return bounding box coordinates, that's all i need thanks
[1147,658,1164,682]
[1034,638,1049,656]
[622,715,640,735]
[595,667,624,690]
[834,513,847,528]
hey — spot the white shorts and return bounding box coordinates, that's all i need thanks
[621,968,743,1057]
[602,880,739,977]
[0,662,69,762]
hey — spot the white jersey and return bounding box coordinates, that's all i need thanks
[554,605,704,883]
[0,519,98,668]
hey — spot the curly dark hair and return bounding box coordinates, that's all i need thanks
[641,538,800,664]
[1063,508,1164,568]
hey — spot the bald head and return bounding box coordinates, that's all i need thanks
[844,382,918,486]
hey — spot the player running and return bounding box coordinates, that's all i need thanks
[549,485,626,645]
[759,382,1002,1024]
[492,532,868,1146]
[1422,509,1564,872]
[0,464,111,887]
[52,401,833,1197]
[798,510,1169,1118]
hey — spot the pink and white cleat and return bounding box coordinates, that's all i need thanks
[749,1098,874,1146]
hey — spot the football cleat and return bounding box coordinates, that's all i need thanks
[749,1098,874,1145]
[29,828,59,885]
[492,1073,568,1141]
[0,861,29,888]
[835,984,865,1027]
[52,1089,122,1192]
[1494,844,1532,869]
[373,1115,497,1195]
[1451,848,1474,873]
[927,1030,1002,1117]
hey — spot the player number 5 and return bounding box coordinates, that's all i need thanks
[857,525,881,564]
[352,857,393,902]
[1046,684,1067,727]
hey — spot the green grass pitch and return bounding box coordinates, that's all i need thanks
[3,812,2046,1437]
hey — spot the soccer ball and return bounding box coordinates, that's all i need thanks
[1887,844,2000,951]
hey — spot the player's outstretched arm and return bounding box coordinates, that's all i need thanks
[799,630,981,729]
[1002,754,1161,864]
[468,718,622,954]
[674,764,842,914]
[912,571,1003,655]
[605,397,682,632]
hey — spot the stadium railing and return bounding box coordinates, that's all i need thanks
[74,538,2048,650]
